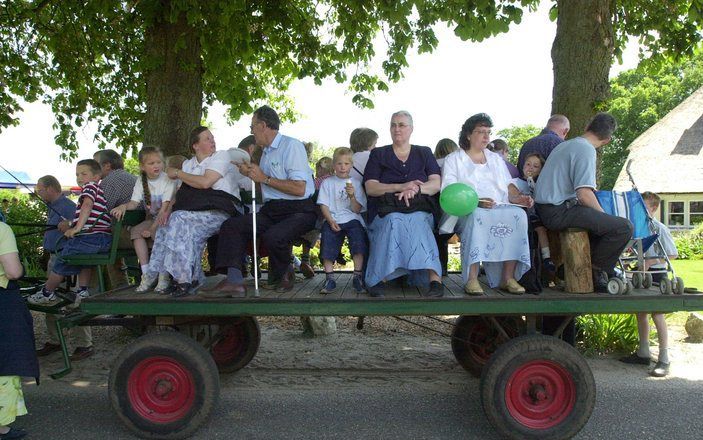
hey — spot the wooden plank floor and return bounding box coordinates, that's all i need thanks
[88,271,672,303]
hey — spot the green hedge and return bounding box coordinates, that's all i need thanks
[674,224,703,260]
[1,190,48,276]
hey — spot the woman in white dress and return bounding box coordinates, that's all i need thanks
[440,113,532,295]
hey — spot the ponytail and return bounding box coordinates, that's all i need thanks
[141,170,152,211]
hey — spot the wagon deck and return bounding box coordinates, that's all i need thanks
[80,272,703,316]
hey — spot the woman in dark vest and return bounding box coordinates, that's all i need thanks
[0,222,38,440]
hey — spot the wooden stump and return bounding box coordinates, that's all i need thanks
[559,228,593,293]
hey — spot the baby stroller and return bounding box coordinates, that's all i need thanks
[595,161,683,295]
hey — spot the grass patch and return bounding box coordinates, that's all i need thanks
[671,259,703,290]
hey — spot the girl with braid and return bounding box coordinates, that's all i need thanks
[111,146,177,292]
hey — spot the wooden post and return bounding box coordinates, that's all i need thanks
[559,228,593,293]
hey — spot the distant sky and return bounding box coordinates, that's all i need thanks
[0,3,639,186]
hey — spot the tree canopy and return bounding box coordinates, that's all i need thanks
[1,1,702,159]
[600,47,703,190]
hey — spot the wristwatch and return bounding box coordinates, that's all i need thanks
[264,176,271,185]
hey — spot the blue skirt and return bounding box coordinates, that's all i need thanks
[458,206,531,287]
[365,212,441,287]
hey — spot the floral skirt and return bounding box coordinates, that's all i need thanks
[0,376,27,425]
[365,212,441,288]
[458,206,531,287]
[148,210,229,284]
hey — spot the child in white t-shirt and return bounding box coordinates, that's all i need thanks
[317,147,368,294]
[111,146,177,293]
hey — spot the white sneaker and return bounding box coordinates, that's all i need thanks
[28,290,59,305]
[135,273,158,293]
[155,273,171,293]
[292,255,301,270]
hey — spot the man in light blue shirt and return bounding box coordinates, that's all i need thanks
[206,105,317,295]
[535,113,633,292]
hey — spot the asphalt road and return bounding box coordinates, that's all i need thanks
[19,364,703,440]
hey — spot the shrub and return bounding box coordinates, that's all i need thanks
[674,224,703,260]
[0,190,47,276]
[576,313,639,355]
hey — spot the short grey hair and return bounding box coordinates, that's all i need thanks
[391,110,413,127]
[546,114,569,131]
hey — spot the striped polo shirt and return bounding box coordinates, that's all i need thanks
[72,181,111,234]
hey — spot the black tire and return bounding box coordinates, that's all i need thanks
[451,315,521,378]
[480,334,595,440]
[208,317,261,373]
[178,317,261,373]
[109,331,220,440]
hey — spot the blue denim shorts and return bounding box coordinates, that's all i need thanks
[320,220,368,261]
[53,233,112,276]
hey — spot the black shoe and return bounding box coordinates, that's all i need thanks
[0,427,28,440]
[649,361,669,377]
[70,346,94,361]
[543,258,556,274]
[171,282,197,298]
[619,353,651,365]
[425,281,445,298]
[368,282,386,298]
[36,342,62,357]
[593,270,609,293]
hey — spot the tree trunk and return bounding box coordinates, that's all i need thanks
[551,0,614,184]
[143,1,202,157]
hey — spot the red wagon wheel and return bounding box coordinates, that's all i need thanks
[480,334,595,440]
[110,332,220,440]
[451,315,522,377]
[209,317,261,373]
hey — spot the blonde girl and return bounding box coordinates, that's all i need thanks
[111,146,177,292]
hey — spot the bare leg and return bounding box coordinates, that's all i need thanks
[323,259,334,273]
[651,313,669,363]
[468,263,479,281]
[535,226,550,250]
[352,254,364,272]
[133,237,150,265]
[78,268,93,287]
[45,272,65,291]
[502,260,517,284]
[636,312,651,358]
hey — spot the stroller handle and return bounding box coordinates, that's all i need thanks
[625,159,637,190]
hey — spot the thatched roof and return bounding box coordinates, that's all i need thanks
[614,86,703,193]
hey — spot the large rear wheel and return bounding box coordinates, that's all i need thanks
[480,334,595,440]
[109,331,220,440]
[451,315,521,377]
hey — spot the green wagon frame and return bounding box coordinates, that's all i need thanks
[27,271,703,440]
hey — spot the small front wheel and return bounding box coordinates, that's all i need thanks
[674,277,685,295]
[607,277,625,295]
[631,273,643,289]
[660,278,673,295]
[643,273,653,289]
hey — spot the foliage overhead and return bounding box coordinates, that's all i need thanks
[496,124,541,163]
[600,47,703,190]
[1,0,702,159]
[0,0,540,158]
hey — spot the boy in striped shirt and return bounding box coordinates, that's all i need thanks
[29,159,112,305]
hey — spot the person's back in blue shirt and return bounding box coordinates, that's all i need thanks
[44,194,76,252]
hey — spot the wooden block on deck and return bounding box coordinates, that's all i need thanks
[559,228,593,294]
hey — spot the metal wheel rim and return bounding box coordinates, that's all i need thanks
[127,356,196,424]
[505,360,576,430]
[210,323,246,366]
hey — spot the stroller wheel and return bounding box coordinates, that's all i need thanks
[674,277,685,295]
[607,277,625,295]
[642,273,653,289]
[624,281,634,295]
[631,273,643,289]
[659,278,673,295]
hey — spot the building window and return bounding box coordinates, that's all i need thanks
[690,201,703,226]
[668,201,684,226]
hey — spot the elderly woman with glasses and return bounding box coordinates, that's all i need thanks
[440,113,532,295]
[363,110,445,297]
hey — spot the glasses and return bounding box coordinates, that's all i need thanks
[473,129,492,136]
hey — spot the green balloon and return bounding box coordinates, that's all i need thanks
[440,183,479,216]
